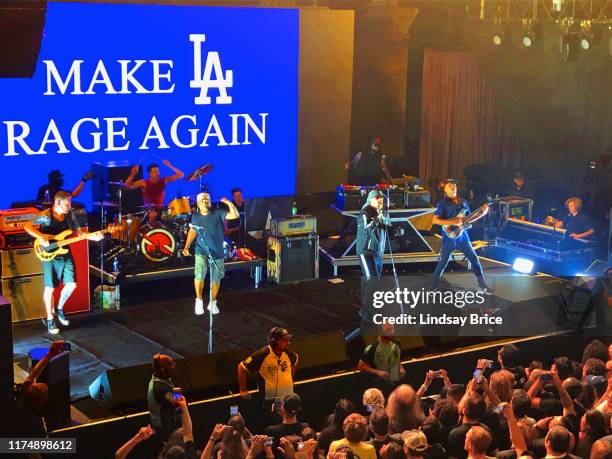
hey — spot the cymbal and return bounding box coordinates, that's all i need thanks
[93,201,118,208]
[108,181,130,187]
[186,163,213,181]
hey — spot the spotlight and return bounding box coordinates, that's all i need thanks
[521,19,536,48]
[580,21,594,50]
[492,31,504,46]
[512,257,535,274]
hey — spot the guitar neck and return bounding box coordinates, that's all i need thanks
[55,229,106,248]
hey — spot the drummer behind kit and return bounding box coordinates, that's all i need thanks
[99,161,246,265]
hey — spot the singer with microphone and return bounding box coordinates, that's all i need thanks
[182,192,239,316]
[356,190,391,322]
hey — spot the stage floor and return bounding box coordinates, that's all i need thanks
[11,258,594,406]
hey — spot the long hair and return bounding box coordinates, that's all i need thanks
[490,370,514,403]
[219,428,244,459]
[386,385,424,434]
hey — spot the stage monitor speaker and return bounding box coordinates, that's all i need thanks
[1,275,45,322]
[0,1,46,78]
[91,161,143,214]
[184,348,251,393]
[290,331,348,371]
[89,359,190,408]
[267,235,319,284]
[40,351,70,430]
[0,297,13,403]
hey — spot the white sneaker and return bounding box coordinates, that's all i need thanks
[195,298,204,316]
[207,300,220,315]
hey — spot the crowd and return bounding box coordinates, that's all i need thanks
[115,337,611,459]
[5,333,612,459]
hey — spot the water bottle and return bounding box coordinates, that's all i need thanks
[112,257,119,274]
[114,285,121,310]
[291,200,298,216]
[43,189,51,204]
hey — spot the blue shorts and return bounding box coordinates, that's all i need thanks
[42,256,75,288]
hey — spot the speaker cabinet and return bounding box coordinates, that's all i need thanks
[40,351,71,430]
[1,247,42,278]
[267,235,319,284]
[0,1,46,78]
[1,275,45,322]
[89,359,190,408]
[0,297,13,403]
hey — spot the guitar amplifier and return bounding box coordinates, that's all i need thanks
[0,230,34,250]
[0,207,39,231]
[267,235,319,284]
[404,190,431,208]
[270,215,317,237]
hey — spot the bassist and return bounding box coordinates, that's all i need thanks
[24,191,102,334]
[430,179,493,294]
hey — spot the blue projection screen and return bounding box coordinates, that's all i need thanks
[0,2,298,209]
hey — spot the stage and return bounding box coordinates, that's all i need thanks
[11,256,601,421]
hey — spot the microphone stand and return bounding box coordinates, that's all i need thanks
[192,226,220,354]
[384,189,405,315]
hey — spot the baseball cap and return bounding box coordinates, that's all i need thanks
[366,189,384,201]
[402,429,428,452]
[444,178,458,185]
[514,171,524,179]
[372,136,382,145]
[282,393,302,415]
[196,192,210,202]
[269,327,294,342]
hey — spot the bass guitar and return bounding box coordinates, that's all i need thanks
[442,204,488,239]
[34,225,118,261]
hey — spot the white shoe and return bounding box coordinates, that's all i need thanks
[207,300,219,315]
[195,298,204,316]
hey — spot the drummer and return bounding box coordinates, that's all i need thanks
[124,160,184,221]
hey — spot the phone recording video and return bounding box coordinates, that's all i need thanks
[230,405,239,416]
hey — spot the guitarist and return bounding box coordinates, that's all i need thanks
[24,191,103,334]
[430,179,493,295]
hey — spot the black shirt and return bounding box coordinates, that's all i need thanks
[191,208,228,259]
[351,150,385,185]
[265,422,309,458]
[563,212,593,238]
[356,206,388,257]
[35,209,80,236]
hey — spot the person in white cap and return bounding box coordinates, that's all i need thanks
[182,192,238,315]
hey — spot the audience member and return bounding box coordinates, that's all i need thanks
[318,399,358,456]
[402,429,428,459]
[386,385,424,434]
[148,354,180,441]
[328,413,377,459]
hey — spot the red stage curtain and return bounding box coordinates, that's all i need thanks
[419,48,525,191]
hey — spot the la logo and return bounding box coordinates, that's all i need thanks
[189,34,233,105]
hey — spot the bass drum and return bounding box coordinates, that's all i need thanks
[138,225,176,262]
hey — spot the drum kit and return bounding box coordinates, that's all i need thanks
[99,163,236,265]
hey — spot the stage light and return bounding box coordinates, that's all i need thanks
[512,257,535,274]
[492,31,504,46]
[580,21,594,50]
[521,19,536,48]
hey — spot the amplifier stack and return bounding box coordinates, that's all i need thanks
[267,215,319,284]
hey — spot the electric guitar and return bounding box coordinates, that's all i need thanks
[34,225,118,261]
[442,204,489,239]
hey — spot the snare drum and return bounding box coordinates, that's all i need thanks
[168,197,191,217]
